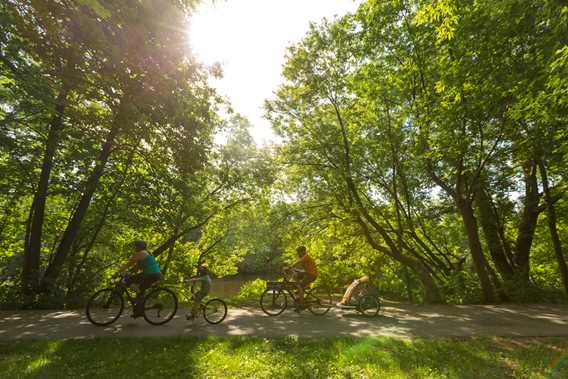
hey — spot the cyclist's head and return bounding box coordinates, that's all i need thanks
[296,245,307,257]
[133,240,147,252]
[198,263,209,275]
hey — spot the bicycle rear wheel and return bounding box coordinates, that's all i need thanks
[143,287,178,325]
[86,288,124,326]
[307,286,332,316]
[357,295,381,317]
[203,298,228,324]
[260,288,287,316]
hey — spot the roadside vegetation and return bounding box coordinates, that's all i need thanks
[1,0,567,308]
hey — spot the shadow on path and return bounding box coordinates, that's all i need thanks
[2,302,568,340]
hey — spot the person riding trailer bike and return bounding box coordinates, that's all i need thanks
[336,275,371,308]
[186,263,213,319]
[288,246,318,308]
[119,240,162,318]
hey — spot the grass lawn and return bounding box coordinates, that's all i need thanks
[1,336,567,378]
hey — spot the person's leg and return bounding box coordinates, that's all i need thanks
[125,273,144,289]
[189,290,206,319]
[295,273,306,305]
[124,274,144,317]
[134,274,161,316]
[297,284,305,304]
[296,273,315,307]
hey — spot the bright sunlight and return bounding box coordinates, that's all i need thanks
[189,0,362,145]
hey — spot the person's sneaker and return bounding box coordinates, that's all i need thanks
[336,303,354,309]
[186,313,196,320]
[131,312,143,318]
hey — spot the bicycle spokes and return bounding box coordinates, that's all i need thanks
[306,287,332,316]
[260,288,287,316]
[203,298,227,324]
[86,289,124,326]
[145,302,164,317]
[143,288,178,325]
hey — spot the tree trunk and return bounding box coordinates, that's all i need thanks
[66,153,136,297]
[401,266,414,302]
[457,197,496,303]
[354,213,443,303]
[39,119,121,293]
[538,160,568,296]
[514,160,540,286]
[22,87,69,295]
[331,92,443,302]
[161,233,177,277]
[475,185,515,281]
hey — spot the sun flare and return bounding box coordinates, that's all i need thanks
[188,0,362,145]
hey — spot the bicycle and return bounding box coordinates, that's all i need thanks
[173,278,228,325]
[184,293,228,325]
[259,268,332,316]
[85,273,178,326]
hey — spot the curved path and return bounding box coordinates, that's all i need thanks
[2,302,568,340]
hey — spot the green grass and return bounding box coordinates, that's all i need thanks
[1,336,567,378]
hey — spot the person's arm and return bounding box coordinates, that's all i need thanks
[187,275,206,282]
[120,251,142,273]
[292,255,306,271]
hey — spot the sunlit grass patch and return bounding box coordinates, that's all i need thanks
[0,336,567,378]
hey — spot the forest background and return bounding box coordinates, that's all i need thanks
[1,0,567,309]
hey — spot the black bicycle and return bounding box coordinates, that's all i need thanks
[86,273,178,326]
[260,268,332,316]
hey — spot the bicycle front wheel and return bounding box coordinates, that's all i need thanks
[203,298,228,324]
[143,287,178,325]
[307,286,332,316]
[86,288,124,326]
[260,288,287,316]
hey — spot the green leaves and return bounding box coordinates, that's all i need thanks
[414,0,460,43]
[76,0,111,18]
[266,0,568,303]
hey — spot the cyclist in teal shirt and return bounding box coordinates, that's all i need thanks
[119,240,162,317]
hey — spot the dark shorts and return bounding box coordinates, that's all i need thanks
[126,273,162,294]
[297,272,316,287]
[195,289,209,301]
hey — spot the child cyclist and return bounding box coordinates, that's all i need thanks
[186,263,212,319]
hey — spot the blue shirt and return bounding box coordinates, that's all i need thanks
[138,254,160,274]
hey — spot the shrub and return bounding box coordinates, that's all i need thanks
[235,279,267,304]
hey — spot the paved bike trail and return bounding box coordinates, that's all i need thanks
[2,302,568,341]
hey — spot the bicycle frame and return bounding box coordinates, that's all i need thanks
[163,278,227,324]
[109,277,138,306]
[267,277,318,306]
[166,280,207,307]
[110,276,159,311]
